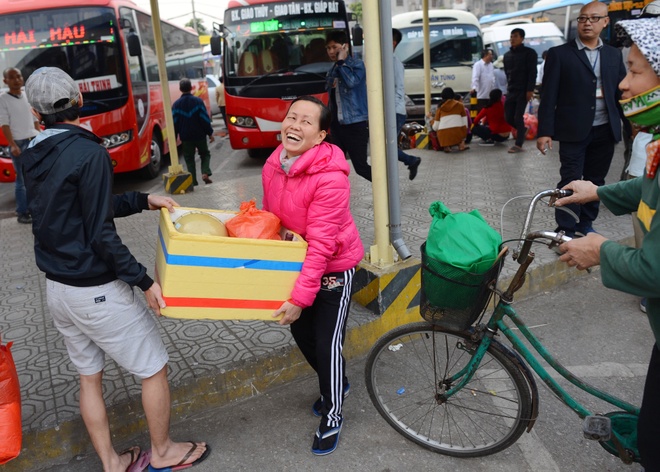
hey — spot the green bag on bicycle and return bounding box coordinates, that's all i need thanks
[425,201,501,273]
[422,201,502,310]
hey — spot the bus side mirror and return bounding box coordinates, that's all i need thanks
[127,32,142,57]
[210,35,222,56]
[352,24,363,47]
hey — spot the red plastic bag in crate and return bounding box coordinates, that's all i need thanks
[225,200,282,240]
[0,336,21,464]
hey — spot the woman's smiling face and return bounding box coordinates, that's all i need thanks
[281,100,327,157]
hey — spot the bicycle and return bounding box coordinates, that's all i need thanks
[364,189,640,463]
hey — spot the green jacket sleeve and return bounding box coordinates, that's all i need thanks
[598,178,660,298]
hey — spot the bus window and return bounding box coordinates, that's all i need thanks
[395,24,482,69]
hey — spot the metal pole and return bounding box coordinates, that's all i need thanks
[423,0,431,116]
[363,0,394,266]
[149,0,184,174]
[379,0,411,260]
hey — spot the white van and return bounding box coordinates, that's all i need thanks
[392,10,483,114]
[482,20,565,64]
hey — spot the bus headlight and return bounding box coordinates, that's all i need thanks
[101,130,133,149]
[229,115,257,128]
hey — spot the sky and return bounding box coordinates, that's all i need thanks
[134,0,229,33]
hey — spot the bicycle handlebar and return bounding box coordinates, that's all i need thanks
[513,189,574,262]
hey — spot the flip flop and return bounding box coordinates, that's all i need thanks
[147,442,211,471]
[120,446,141,472]
[458,146,470,151]
[128,449,152,472]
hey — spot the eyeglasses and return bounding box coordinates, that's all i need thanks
[576,15,607,23]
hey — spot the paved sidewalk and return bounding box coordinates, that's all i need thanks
[0,138,634,470]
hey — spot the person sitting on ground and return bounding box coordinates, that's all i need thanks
[471,88,512,145]
[428,87,468,152]
[458,93,474,145]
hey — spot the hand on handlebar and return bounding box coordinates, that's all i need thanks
[558,233,607,271]
[553,180,600,207]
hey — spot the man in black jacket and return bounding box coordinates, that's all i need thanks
[503,28,538,153]
[21,67,210,471]
[536,1,626,237]
[172,78,215,186]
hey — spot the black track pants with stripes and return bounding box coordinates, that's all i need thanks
[290,267,355,429]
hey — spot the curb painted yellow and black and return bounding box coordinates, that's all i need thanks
[4,237,633,471]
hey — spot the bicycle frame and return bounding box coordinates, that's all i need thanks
[438,189,640,463]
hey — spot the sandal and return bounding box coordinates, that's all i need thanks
[458,146,470,152]
[508,146,524,154]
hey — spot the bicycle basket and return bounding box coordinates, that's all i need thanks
[420,242,503,330]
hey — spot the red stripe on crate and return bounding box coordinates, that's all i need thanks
[163,296,282,310]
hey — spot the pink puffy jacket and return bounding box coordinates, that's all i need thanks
[262,142,364,308]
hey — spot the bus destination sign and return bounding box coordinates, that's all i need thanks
[3,24,113,50]
[230,1,341,22]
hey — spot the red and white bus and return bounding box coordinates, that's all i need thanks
[213,0,351,156]
[0,0,209,179]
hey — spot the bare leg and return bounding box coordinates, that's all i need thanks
[79,372,135,472]
[143,366,207,468]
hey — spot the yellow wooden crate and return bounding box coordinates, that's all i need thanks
[155,207,307,320]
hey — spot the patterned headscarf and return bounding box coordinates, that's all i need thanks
[615,18,660,76]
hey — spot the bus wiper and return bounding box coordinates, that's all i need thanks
[80,99,111,110]
[240,68,290,93]
[239,67,328,94]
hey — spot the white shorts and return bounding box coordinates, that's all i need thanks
[47,279,169,379]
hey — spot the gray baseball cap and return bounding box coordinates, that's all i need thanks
[25,67,80,115]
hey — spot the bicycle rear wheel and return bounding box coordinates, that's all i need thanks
[365,322,532,457]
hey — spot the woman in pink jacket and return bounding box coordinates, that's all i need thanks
[262,96,364,456]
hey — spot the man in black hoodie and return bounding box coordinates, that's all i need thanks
[503,27,537,153]
[21,67,210,471]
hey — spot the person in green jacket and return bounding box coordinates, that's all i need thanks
[554,18,660,470]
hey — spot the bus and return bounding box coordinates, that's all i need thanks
[212,0,352,155]
[392,10,483,112]
[480,0,654,45]
[0,0,209,179]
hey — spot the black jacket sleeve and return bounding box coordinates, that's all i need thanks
[78,150,153,291]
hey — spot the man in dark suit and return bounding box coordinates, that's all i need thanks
[537,1,626,237]
[503,28,537,154]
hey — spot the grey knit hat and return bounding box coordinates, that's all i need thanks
[615,18,660,76]
[25,67,80,115]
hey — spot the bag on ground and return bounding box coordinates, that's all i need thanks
[0,336,21,465]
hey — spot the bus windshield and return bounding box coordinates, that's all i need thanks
[394,24,482,69]
[223,0,348,89]
[0,6,127,117]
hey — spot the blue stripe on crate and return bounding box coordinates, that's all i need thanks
[159,229,303,271]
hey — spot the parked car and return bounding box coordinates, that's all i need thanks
[206,74,221,116]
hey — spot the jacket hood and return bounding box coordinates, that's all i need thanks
[21,124,101,180]
[266,141,350,177]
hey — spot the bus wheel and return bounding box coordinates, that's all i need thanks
[141,132,163,179]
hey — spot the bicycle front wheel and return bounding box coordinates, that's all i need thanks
[365,322,532,457]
